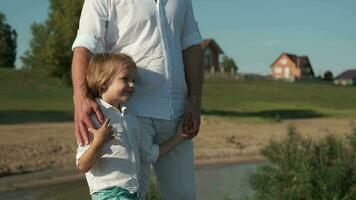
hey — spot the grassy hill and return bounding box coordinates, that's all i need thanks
[1,68,356,124]
[0,68,73,123]
[203,76,356,122]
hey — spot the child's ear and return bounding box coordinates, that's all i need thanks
[100,86,108,95]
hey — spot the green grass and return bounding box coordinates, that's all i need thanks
[202,76,356,123]
[0,68,73,123]
[1,68,356,124]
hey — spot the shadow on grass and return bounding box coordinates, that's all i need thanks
[202,109,325,120]
[0,110,73,124]
[0,109,325,124]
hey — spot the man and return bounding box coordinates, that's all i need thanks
[71,0,203,199]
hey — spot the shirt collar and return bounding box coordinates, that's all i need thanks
[95,98,128,114]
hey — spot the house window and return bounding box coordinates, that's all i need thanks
[284,67,290,78]
[304,67,311,73]
[280,59,288,65]
[204,48,212,66]
[275,67,282,74]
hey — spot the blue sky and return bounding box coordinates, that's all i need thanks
[1,0,356,75]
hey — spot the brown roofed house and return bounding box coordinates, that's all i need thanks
[271,53,315,81]
[201,39,224,73]
[334,69,356,86]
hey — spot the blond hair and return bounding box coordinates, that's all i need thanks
[86,53,136,98]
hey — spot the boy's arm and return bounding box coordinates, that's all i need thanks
[139,121,186,163]
[158,134,185,157]
[77,119,112,173]
[77,141,104,173]
[139,135,184,163]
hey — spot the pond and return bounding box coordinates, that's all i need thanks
[0,162,262,200]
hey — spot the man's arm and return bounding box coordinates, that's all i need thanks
[72,47,104,145]
[71,0,109,145]
[182,44,203,138]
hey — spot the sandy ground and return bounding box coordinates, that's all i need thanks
[196,116,356,165]
[0,116,355,190]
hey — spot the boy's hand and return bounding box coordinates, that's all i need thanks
[88,119,113,147]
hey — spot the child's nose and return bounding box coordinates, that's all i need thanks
[128,82,134,88]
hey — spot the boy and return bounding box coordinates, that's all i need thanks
[76,53,188,200]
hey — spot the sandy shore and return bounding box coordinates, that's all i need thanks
[0,116,355,191]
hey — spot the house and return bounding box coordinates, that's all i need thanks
[271,53,315,81]
[334,69,356,86]
[201,39,224,73]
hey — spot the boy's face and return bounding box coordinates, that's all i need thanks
[103,67,136,104]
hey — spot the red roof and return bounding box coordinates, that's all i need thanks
[284,53,310,69]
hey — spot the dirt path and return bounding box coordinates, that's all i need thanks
[1,117,355,177]
[195,116,355,165]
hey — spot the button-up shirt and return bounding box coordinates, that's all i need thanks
[72,0,202,120]
[76,98,159,195]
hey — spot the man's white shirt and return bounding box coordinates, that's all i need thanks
[72,0,202,120]
[76,98,159,195]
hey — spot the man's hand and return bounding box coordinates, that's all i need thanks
[74,94,105,146]
[182,101,201,139]
[72,47,105,146]
[176,119,191,140]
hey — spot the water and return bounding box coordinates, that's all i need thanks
[0,162,261,200]
[196,163,260,200]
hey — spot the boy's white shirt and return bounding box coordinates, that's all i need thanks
[76,98,159,195]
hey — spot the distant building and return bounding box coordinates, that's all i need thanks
[271,53,315,81]
[334,69,356,86]
[201,39,224,73]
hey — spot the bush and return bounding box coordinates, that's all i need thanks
[250,126,356,200]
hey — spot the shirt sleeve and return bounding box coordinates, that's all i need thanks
[138,124,160,164]
[71,0,110,54]
[75,115,101,167]
[75,145,90,167]
[181,0,203,50]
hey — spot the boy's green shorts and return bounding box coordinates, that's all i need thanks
[91,186,140,200]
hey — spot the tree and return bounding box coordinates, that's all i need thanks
[323,70,333,81]
[21,23,50,70]
[0,12,17,68]
[21,0,84,84]
[221,55,238,73]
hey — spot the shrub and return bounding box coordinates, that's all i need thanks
[250,126,356,200]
